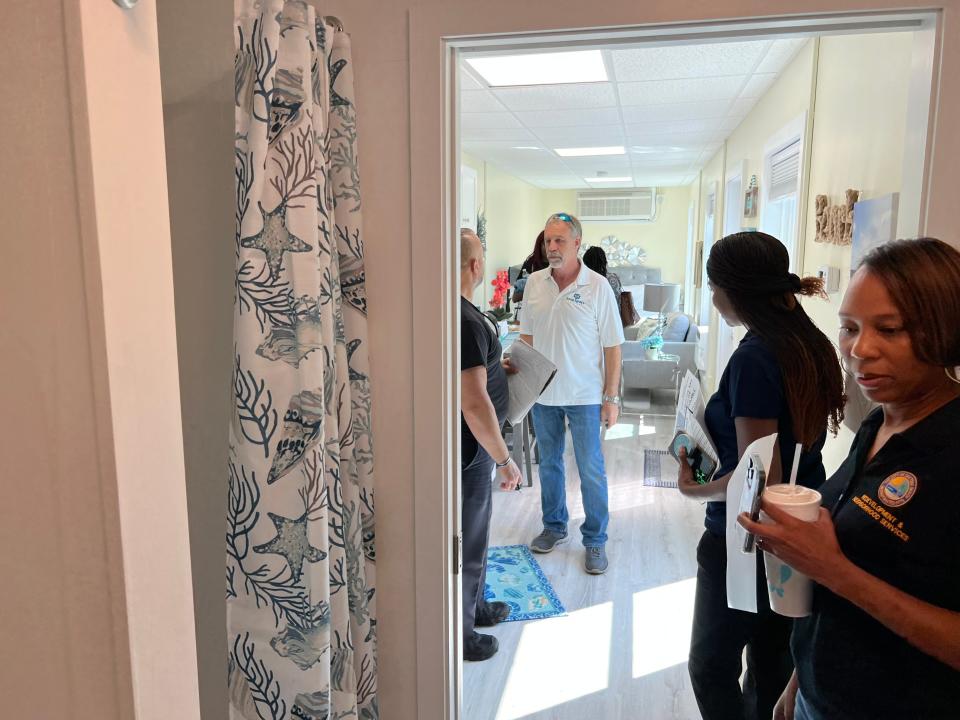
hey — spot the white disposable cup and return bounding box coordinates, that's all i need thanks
[761,484,822,618]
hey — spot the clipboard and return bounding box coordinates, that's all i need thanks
[504,339,557,425]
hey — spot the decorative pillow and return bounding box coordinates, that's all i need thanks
[661,313,691,342]
[632,317,659,340]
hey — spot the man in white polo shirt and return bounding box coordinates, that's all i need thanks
[519,212,624,574]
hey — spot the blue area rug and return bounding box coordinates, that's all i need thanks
[483,544,566,622]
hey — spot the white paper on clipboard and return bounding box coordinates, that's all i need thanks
[504,339,557,426]
[725,432,777,613]
[672,370,719,475]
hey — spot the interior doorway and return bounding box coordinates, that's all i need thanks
[440,10,939,720]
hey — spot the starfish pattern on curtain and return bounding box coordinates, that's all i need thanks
[228,2,377,718]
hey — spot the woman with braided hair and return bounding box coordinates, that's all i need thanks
[678,231,845,720]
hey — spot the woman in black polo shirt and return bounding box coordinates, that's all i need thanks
[677,232,845,720]
[742,238,960,720]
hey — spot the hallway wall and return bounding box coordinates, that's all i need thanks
[157,3,235,719]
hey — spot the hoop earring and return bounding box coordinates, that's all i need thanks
[946,366,960,385]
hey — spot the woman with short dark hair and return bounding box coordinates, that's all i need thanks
[583,245,623,297]
[742,237,960,720]
[679,231,845,720]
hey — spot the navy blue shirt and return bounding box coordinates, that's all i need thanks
[792,397,960,720]
[703,332,826,536]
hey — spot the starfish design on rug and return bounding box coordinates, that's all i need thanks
[253,511,327,583]
[329,58,350,108]
[240,202,313,280]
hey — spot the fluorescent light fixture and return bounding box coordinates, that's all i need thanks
[465,50,607,88]
[555,146,625,157]
[585,176,632,183]
[632,145,690,154]
[511,146,542,150]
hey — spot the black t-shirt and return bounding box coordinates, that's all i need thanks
[461,297,509,466]
[792,396,960,720]
[703,332,826,536]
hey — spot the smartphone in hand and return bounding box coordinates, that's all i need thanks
[739,453,767,553]
[668,430,717,485]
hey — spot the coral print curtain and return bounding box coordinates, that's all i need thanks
[228,2,377,718]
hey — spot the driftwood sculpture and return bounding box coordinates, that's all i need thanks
[815,189,861,245]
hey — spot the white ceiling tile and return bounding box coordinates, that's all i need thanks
[632,172,691,187]
[624,118,725,136]
[514,107,622,128]
[532,126,625,147]
[461,90,507,113]
[618,76,747,106]
[755,38,809,74]
[631,150,702,166]
[461,127,538,143]
[720,116,745,133]
[460,112,523,130]
[562,158,633,176]
[740,73,776,98]
[727,97,759,117]
[625,129,721,147]
[620,100,731,123]
[492,83,617,111]
[611,40,770,82]
[530,175,590,189]
[459,69,486,91]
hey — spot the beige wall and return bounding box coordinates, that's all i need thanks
[801,32,915,472]
[156,2,235,719]
[469,168,691,294]
[725,39,817,230]
[0,1,199,718]
[578,187,692,286]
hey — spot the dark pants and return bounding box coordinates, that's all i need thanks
[461,443,494,642]
[689,530,795,720]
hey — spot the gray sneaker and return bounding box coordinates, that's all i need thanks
[529,529,568,553]
[585,546,608,574]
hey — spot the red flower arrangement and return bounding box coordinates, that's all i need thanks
[488,270,512,321]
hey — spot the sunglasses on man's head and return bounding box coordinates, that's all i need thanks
[550,213,575,224]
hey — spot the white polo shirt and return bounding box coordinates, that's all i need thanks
[519,262,624,406]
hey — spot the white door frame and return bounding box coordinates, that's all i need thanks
[410,8,942,719]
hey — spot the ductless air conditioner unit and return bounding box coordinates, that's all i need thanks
[576,188,657,222]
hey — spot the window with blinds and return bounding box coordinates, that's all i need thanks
[768,138,801,200]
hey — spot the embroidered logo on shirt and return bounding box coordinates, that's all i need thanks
[567,292,586,306]
[878,471,918,507]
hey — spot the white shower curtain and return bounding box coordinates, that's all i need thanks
[228,2,376,718]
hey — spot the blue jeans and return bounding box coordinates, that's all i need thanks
[531,403,609,547]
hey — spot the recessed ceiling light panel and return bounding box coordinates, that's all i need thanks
[465,50,607,87]
[555,146,625,157]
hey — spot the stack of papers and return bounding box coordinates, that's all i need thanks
[672,370,720,473]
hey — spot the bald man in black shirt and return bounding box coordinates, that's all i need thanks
[460,228,522,662]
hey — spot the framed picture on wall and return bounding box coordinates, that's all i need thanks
[744,184,758,217]
[851,192,899,272]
